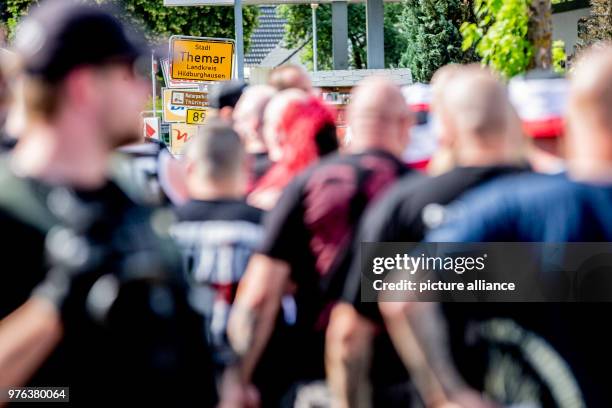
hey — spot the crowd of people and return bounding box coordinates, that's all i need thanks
[1,0,612,407]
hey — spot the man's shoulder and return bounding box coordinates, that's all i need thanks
[311,149,403,169]
[0,158,58,232]
[437,173,573,228]
[465,172,572,205]
[301,150,409,188]
[176,199,263,224]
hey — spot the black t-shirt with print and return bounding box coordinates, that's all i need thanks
[259,149,413,331]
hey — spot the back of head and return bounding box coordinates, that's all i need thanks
[233,85,276,147]
[265,90,336,164]
[444,66,510,140]
[263,88,309,160]
[347,76,413,155]
[268,64,312,92]
[253,92,336,194]
[565,43,612,176]
[568,43,612,135]
[430,64,462,116]
[234,85,277,123]
[186,119,245,181]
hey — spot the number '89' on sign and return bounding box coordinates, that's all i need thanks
[186,109,208,125]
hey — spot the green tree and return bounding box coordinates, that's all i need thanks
[461,0,534,78]
[278,3,404,70]
[397,0,476,83]
[3,0,258,51]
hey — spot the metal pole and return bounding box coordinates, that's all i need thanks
[366,0,384,69]
[151,50,157,116]
[311,3,318,72]
[331,1,348,70]
[234,0,244,80]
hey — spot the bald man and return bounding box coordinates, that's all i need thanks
[233,85,277,187]
[223,77,415,406]
[380,46,612,408]
[268,64,313,92]
[326,66,526,408]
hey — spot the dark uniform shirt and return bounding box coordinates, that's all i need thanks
[0,159,216,406]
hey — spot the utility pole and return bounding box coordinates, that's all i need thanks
[311,3,319,71]
[234,0,244,79]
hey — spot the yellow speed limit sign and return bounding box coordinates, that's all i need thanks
[170,36,234,82]
[186,108,208,125]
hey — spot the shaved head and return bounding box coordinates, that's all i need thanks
[565,44,612,177]
[348,76,413,156]
[233,85,276,153]
[186,119,245,180]
[444,66,510,139]
[234,85,276,123]
[434,65,523,167]
[430,64,461,116]
[268,65,312,92]
[349,76,409,123]
[569,44,612,132]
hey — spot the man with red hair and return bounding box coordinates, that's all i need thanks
[248,90,338,210]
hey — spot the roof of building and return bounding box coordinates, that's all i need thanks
[309,68,413,88]
[245,5,287,67]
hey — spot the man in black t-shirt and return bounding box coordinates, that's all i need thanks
[0,2,215,404]
[226,77,416,404]
[409,46,612,408]
[329,66,525,408]
[171,121,263,369]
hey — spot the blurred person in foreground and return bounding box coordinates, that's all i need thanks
[424,64,462,176]
[268,64,313,92]
[248,89,338,210]
[226,77,415,406]
[169,120,263,404]
[382,44,612,408]
[232,84,277,189]
[326,66,525,408]
[0,49,17,150]
[509,72,568,174]
[0,1,214,404]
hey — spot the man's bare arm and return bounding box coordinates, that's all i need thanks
[227,253,290,383]
[379,301,452,406]
[380,301,497,408]
[0,298,63,389]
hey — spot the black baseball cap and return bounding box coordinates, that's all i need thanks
[13,0,148,83]
[208,80,247,109]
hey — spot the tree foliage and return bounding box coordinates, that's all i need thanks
[2,0,258,52]
[461,0,534,78]
[552,39,566,74]
[577,0,612,50]
[278,3,404,70]
[397,0,476,83]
